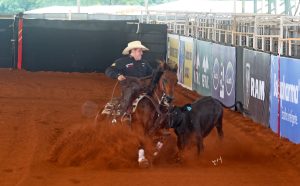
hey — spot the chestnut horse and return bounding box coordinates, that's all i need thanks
[95,61,177,136]
[132,61,177,135]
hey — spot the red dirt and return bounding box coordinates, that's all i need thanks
[0,69,300,186]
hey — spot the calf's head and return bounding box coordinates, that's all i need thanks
[169,104,192,128]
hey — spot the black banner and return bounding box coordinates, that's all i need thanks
[21,19,167,72]
[0,19,13,68]
[243,49,270,126]
[235,46,244,111]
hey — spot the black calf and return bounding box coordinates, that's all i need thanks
[169,96,224,155]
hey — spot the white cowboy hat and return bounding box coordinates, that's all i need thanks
[122,40,149,55]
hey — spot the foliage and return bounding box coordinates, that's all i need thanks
[0,0,174,14]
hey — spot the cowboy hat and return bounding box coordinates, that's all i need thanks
[122,40,149,55]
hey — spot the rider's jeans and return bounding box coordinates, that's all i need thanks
[119,79,141,114]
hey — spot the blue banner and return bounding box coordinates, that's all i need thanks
[270,55,300,144]
[211,44,236,107]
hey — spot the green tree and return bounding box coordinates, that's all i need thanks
[0,0,174,14]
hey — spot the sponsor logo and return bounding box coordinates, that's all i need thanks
[282,108,298,126]
[244,63,251,108]
[194,54,200,85]
[184,67,190,78]
[219,61,225,98]
[225,61,234,96]
[213,58,219,90]
[185,51,192,60]
[202,56,209,89]
[250,77,265,101]
[274,74,299,104]
[170,47,178,58]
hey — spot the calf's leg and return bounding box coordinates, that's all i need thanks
[175,133,186,162]
[216,112,224,139]
[196,132,204,155]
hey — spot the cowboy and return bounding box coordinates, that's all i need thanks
[105,41,153,120]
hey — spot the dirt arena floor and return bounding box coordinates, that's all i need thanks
[0,69,300,186]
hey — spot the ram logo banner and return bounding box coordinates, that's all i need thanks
[250,77,265,101]
[211,44,236,107]
[270,55,300,144]
[242,49,270,126]
[167,34,179,69]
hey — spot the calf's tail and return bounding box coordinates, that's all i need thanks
[214,99,249,115]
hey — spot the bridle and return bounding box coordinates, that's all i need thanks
[154,72,174,107]
[148,71,176,134]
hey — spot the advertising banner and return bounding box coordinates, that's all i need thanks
[178,38,185,84]
[193,40,213,96]
[211,44,236,107]
[180,36,193,89]
[270,56,300,144]
[167,34,179,68]
[243,49,271,126]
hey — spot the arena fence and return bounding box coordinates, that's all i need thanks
[168,33,300,144]
[0,16,167,72]
[0,18,14,68]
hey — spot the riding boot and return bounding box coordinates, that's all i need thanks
[120,97,132,122]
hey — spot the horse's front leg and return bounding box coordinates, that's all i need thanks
[145,111,159,135]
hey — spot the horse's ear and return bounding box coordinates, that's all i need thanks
[156,59,167,70]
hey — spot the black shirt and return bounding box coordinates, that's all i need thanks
[105,56,153,79]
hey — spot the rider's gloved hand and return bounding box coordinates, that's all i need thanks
[117,75,126,81]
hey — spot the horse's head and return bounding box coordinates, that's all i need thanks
[156,60,178,104]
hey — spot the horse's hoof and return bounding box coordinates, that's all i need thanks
[175,153,184,164]
[138,158,150,168]
[175,157,182,163]
[162,131,171,136]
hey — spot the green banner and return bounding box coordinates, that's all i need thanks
[192,40,212,96]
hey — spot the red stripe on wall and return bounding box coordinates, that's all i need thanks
[17,19,23,70]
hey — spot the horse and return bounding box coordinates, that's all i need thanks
[95,60,177,167]
[95,60,178,135]
[132,61,178,135]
